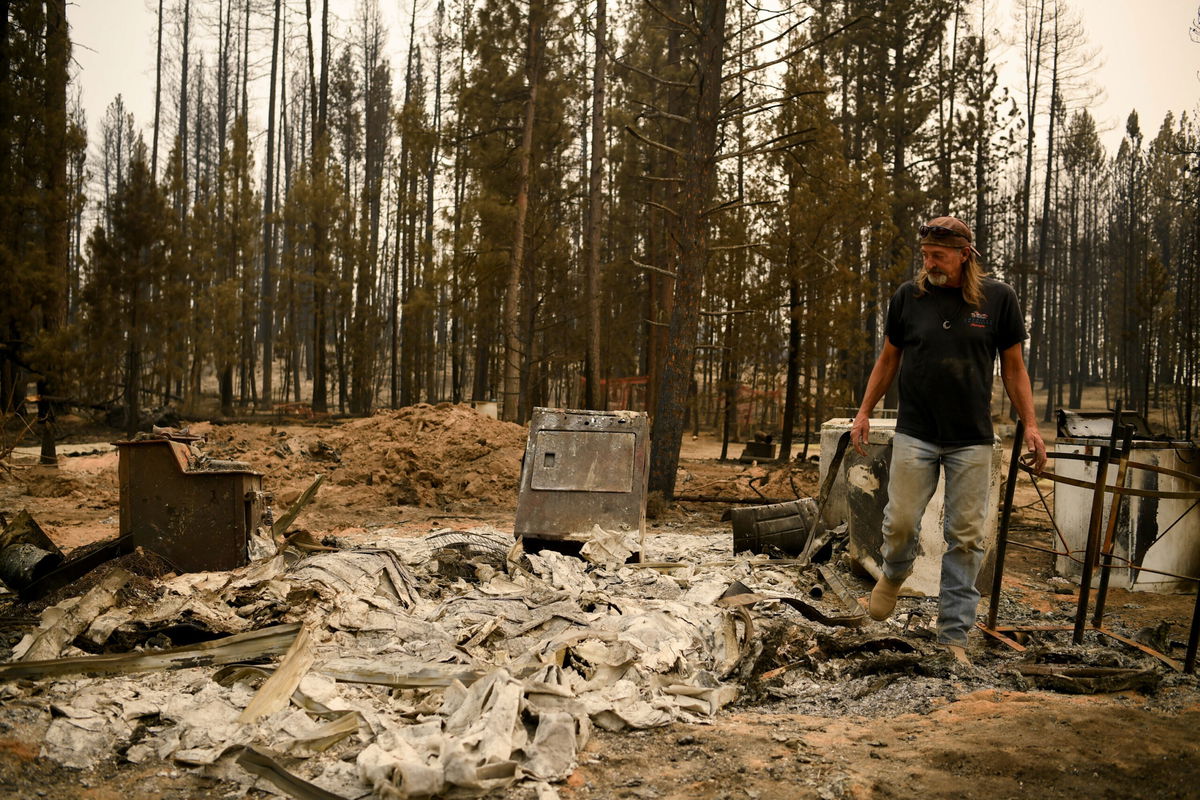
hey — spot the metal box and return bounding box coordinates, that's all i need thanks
[819,419,1002,597]
[514,408,649,551]
[116,438,265,573]
[738,440,776,463]
[1053,438,1200,592]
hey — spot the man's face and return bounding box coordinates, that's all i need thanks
[921,244,968,287]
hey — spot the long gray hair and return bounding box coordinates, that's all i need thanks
[915,249,986,308]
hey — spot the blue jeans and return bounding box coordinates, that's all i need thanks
[881,433,993,646]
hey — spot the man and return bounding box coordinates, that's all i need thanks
[850,216,1047,664]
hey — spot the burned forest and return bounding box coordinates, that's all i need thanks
[1,1,1200,799]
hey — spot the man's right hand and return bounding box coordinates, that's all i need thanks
[851,414,870,456]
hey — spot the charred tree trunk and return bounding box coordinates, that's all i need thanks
[310,0,331,413]
[40,0,69,464]
[778,279,802,462]
[260,0,282,409]
[501,1,544,422]
[647,0,727,499]
[150,0,163,181]
[583,0,606,410]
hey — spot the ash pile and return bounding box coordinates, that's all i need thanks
[0,525,1193,799]
[0,527,775,798]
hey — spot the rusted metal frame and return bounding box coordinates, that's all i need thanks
[1093,426,1137,627]
[987,420,1025,631]
[1021,455,1200,499]
[1039,435,1200,668]
[983,623,1183,672]
[1188,586,1200,673]
[1073,436,1114,645]
[1098,626,1185,671]
[984,428,1199,673]
[976,623,1028,651]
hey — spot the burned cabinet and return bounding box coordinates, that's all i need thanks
[514,408,649,552]
[116,439,264,573]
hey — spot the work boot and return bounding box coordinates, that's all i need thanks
[867,576,904,621]
[945,644,971,666]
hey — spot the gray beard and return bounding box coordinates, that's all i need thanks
[926,271,949,287]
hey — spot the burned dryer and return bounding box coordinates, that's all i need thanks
[514,408,649,554]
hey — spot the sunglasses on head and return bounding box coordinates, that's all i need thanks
[919,224,968,240]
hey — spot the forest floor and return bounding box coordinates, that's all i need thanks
[0,404,1198,799]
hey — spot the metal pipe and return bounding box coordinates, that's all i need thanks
[1073,443,1111,645]
[1094,425,1135,627]
[988,420,1025,631]
[1186,581,1200,674]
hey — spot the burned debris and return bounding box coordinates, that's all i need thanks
[0,405,1197,799]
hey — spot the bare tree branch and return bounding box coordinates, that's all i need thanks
[637,197,681,218]
[728,10,793,43]
[611,55,691,88]
[707,242,767,252]
[632,97,695,125]
[713,127,817,161]
[702,198,778,217]
[720,89,824,121]
[625,124,686,158]
[634,258,678,279]
[723,15,866,83]
[643,0,700,36]
[700,308,753,316]
[728,14,809,62]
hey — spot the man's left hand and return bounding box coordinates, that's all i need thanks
[1024,426,1047,474]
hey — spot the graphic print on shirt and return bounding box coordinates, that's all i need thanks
[967,310,991,329]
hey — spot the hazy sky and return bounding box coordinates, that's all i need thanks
[68,0,1200,157]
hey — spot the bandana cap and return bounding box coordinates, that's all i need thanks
[920,216,981,256]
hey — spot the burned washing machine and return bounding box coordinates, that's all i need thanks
[514,408,650,555]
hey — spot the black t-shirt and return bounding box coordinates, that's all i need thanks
[884,277,1027,446]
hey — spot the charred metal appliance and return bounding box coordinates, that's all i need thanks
[116,436,265,572]
[514,408,649,553]
[731,499,818,556]
[819,418,1002,597]
[1053,409,1200,592]
[738,434,776,463]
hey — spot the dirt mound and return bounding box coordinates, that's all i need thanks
[21,466,81,498]
[200,403,527,509]
[333,404,527,507]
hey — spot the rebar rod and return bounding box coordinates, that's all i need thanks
[1094,425,1135,627]
[988,420,1024,631]
[1073,443,1111,645]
